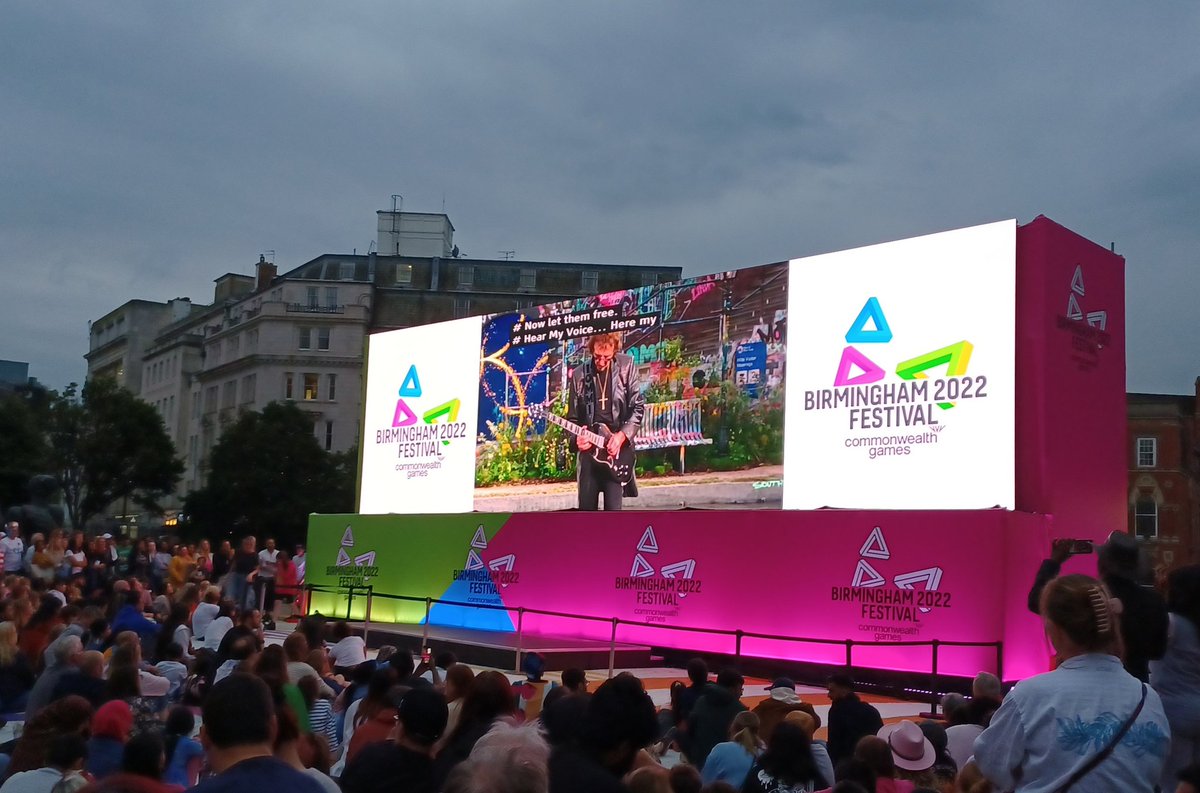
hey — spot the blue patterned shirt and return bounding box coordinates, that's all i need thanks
[974,653,1170,792]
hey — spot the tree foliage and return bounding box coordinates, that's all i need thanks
[0,388,52,512]
[59,379,184,527]
[183,402,355,548]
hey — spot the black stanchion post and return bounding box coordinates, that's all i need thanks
[930,640,941,714]
[844,639,853,670]
[735,630,743,661]
[515,607,525,674]
[346,586,355,621]
[608,618,618,679]
[422,597,432,651]
[363,586,373,648]
[996,641,1004,687]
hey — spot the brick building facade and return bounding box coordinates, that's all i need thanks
[1127,378,1200,578]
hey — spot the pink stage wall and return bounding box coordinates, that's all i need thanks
[488,509,1052,680]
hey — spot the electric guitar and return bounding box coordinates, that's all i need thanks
[528,403,635,485]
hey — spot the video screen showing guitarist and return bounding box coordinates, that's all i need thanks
[566,332,645,511]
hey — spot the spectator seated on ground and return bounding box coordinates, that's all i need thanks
[685,669,747,769]
[0,733,89,793]
[152,643,188,699]
[283,632,333,698]
[23,634,83,719]
[53,650,106,708]
[0,620,35,713]
[86,700,134,781]
[752,677,821,742]
[700,711,762,788]
[110,594,159,641]
[190,673,326,793]
[548,673,659,793]
[340,687,449,793]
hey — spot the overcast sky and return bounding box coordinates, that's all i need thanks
[2,1,1196,393]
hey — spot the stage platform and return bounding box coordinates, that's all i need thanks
[353,621,655,672]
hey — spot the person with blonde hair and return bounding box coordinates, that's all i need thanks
[702,711,763,788]
[0,620,35,711]
[975,574,1170,791]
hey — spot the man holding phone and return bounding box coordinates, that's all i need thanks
[1026,531,1168,681]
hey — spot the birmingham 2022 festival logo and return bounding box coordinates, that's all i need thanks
[830,525,952,639]
[373,364,470,476]
[803,296,992,458]
[614,526,702,624]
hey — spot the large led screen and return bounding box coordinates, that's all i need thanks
[783,219,1016,509]
[357,220,1016,514]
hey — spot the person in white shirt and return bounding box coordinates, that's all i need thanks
[0,524,25,574]
[257,538,279,614]
[327,621,367,675]
[191,589,221,649]
[203,603,236,653]
[0,733,88,793]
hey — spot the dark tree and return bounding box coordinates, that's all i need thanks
[50,379,183,528]
[0,388,52,511]
[184,402,355,547]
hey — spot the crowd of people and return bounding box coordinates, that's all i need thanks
[0,517,1196,793]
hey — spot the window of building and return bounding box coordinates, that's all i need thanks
[454,297,471,318]
[299,327,312,350]
[209,344,221,366]
[303,373,319,400]
[520,268,537,290]
[221,380,236,409]
[192,391,201,419]
[582,270,599,292]
[246,328,258,352]
[284,372,294,400]
[325,421,334,451]
[641,271,658,286]
[241,374,256,404]
[1136,437,1157,468]
[1134,500,1158,539]
[204,386,218,413]
[458,265,475,288]
[317,327,330,350]
[306,286,320,308]
[325,287,338,308]
[397,263,413,285]
[340,262,355,280]
[271,288,283,302]
[168,395,174,421]
[227,336,239,357]
[327,373,337,401]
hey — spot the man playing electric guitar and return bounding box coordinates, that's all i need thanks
[566,332,644,511]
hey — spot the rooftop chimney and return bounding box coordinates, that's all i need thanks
[256,254,277,292]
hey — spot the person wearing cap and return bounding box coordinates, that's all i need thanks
[1027,531,1168,681]
[753,677,821,742]
[340,687,448,793]
[825,674,883,767]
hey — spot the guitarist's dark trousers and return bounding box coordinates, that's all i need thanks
[578,451,623,511]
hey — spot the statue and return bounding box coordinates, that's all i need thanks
[5,474,65,535]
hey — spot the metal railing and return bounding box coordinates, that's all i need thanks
[301,583,1002,712]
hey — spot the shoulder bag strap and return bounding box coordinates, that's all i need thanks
[1055,682,1148,793]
